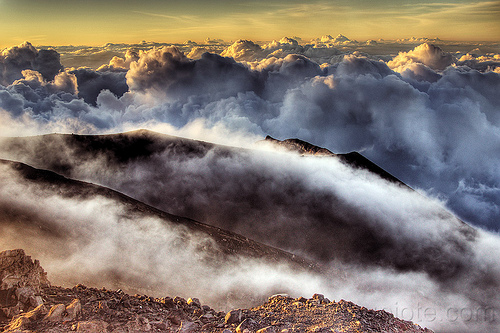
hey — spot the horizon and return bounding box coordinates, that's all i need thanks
[1,0,499,48]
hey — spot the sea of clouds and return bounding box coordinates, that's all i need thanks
[1,37,499,231]
[1,36,500,332]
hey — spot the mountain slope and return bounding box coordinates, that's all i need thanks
[2,131,500,332]
[0,158,318,308]
[0,130,476,277]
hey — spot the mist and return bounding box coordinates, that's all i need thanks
[1,149,499,332]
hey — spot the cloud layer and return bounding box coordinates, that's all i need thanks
[1,40,500,232]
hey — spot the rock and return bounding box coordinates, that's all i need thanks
[257,326,277,333]
[127,316,151,332]
[150,320,169,330]
[76,320,110,333]
[187,297,201,308]
[177,320,200,332]
[193,308,204,317]
[3,304,47,331]
[312,294,324,301]
[0,249,50,290]
[66,299,82,321]
[168,314,182,325]
[236,318,260,333]
[160,297,176,308]
[45,304,66,322]
[225,309,243,324]
[200,312,215,320]
[174,296,187,306]
[0,249,50,319]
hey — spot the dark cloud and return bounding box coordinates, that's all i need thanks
[69,67,128,105]
[1,42,63,86]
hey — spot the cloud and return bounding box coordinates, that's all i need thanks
[99,49,140,70]
[0,161,327,310]
[126,46,262,104]
[221,40,265,62]
[1,40,500,331]
[388,43,454,71]
[0,42,63,86]
[456,52,500,73]
[1,41,500,234]
[69,67,128,105]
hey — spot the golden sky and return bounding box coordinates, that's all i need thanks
[1,0,499,47]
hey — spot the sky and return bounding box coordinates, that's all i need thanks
[0,0,499,47]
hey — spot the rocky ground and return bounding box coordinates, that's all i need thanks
[0,249,433,333]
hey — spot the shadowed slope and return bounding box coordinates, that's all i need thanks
[0,158,313,270]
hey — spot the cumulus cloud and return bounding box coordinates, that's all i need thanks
[220,40,264,62]
[0,42,63,86]
[1,39,500,332]
[69,67,128,105]
[313,34,357,47]
[126,46,262,105]
[1,41,500,234]
[99,49,140,70]
[456,52,500,73]
[388,43,454,71]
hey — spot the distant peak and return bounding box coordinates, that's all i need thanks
[262,136,335,156]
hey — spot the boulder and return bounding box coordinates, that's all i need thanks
[236,318,260,333]
[65,299,82,321]
[225,309,243,324]
[45,304,66,322]
[0,249,50,291]
[187,297,201,308]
